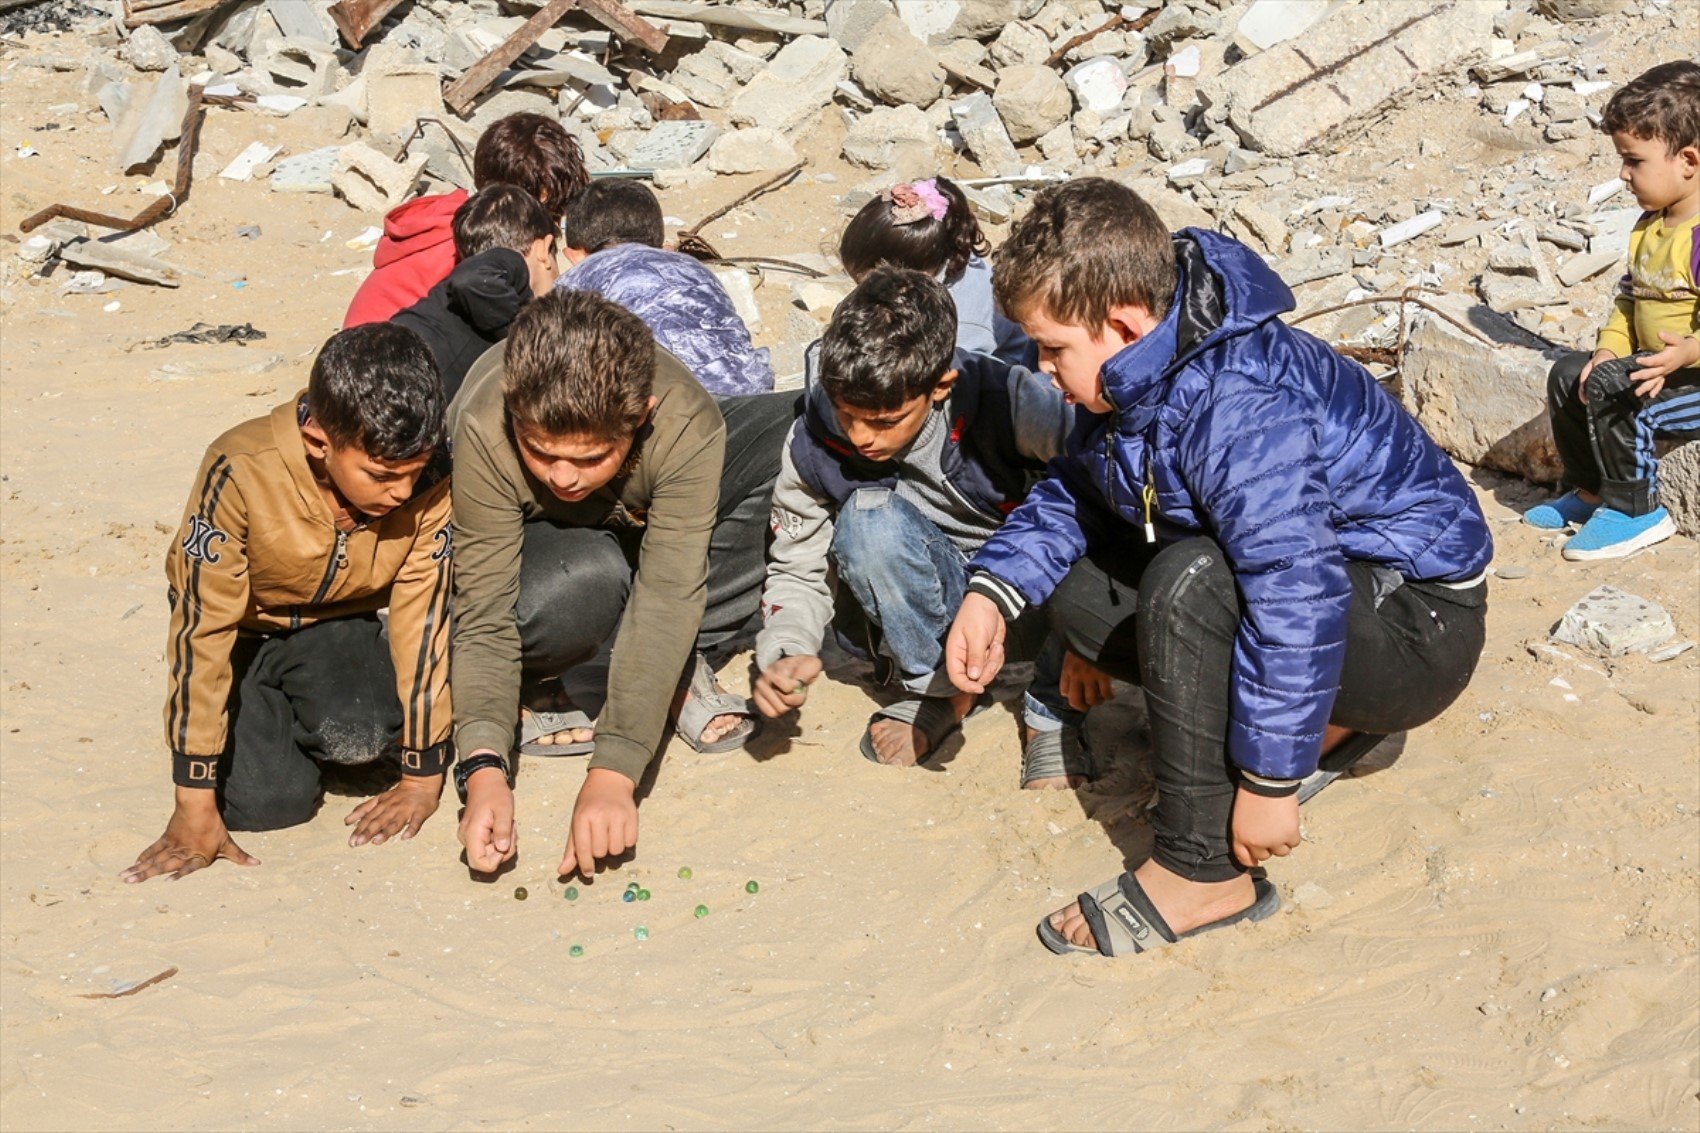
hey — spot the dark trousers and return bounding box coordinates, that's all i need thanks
[516,391,794,682]
[1047,536,1487,882]
[219,615,401,832]
[1548,351,1700,516]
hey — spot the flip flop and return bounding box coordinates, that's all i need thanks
[672,652,760,754]
[519,707,595,757]
[1037,870,1280,957]
[1018,712,1095,788]
[1297,731,1395,804]
[859,694,990,766]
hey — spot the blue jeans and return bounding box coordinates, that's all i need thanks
[831,488,1072,724]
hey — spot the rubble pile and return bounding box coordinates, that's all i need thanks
[2,0,1695,528]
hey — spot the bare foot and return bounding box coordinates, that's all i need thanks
[868,690,979,766]
[669,686,743,748]
[1045,860,1257,950]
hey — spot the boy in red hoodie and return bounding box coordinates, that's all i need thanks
[342,113,589,328]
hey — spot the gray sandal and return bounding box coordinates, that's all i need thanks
[1019,715,1094,788]
[518,708,595,757]
[859,694,989,765]
[672,652,759,754]
[1037,870,1280,957]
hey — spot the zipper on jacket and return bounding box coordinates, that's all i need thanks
[1142,455,1158,543]
[310,530,348,606]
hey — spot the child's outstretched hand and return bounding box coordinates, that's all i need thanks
[558,768,638,880]
[122,789,259,883]
[946,592,1007,695]
[345,774,442,846]
[458,765,517,874]
[1231,787,1301,868]
[753,654,823,718]
[1630,332,1700,399]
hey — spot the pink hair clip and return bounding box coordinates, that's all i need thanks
[884,179,951,226]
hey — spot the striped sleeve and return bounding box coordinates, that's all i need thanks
[386,477,454,775]
[163,449,251,784]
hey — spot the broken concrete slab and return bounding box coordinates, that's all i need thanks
[252,36,344,99]
[219,141,282,181]
[115,64,187,173]
[1065,57,1126,115]
[1552,585,1677,657]
[332,141,428,213]
[366,63,445,141]
[266,0,333,42]
[1659,442,1700,539]
[993,63,1071,145]
[615,119,720,170]
[59,237,181,287]
[1233,0,1333,55]
[824,0,895,51]
[706,127,800,175]
[1207,0,1498,157]
[1400,294,1565,482]
[842,104,938,169]
[851,13,945,108]
[730,36,847,133]
[270,145,341,193]
[951,91,1023,177]
[1557,249,1623,287]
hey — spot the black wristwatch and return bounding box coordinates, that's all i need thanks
[453,753,511,801]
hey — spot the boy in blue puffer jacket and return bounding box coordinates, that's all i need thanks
[945,179,1493,959]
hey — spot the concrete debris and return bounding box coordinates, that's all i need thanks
[1552,586,1677,658]
[332,141,428,213]
[842,104,938,170]
[115,64,187,172]
[1401,295,1564,483]
[120,26,178,73]
[270,145,342,193]
[993,63,1071,145]
[615,119,720,170]
[706,127,799,175]
[1556,249,1623,287]
[851,14,946,109]
[951,91,1023,176]
[1661,443,1700,539]
[218,141,283,181]
[1063,57,1125,115]
[730,36,847,132]
[1208,1,1498,157]
[58,237,181,287]
[1233,0,1332,55]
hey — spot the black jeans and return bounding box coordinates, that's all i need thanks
[1047,536,1488,882]
[1548,351,1700,516]
[516,391,794,681]
[219,615,401,832]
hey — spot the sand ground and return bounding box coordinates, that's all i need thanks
[1,33,1697,1133]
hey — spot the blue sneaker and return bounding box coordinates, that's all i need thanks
[1562,506,1676,561]
[1525,490,1598,530]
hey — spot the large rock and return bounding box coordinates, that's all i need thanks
[952,91,1024,176]
[730,36,848,133]
[1399,296,1567,482]
[824,0,894,50]
[948,0,1023,40]
[842,104,938,169]
[1205,0,1498,156]
[851,14,946,108]
[1535,0,1624,20]
[989,21,1049,67]
[707,127,799,174]
[993,63,1072,145]
[1659,442,1700,538]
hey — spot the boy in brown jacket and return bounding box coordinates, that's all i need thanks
[123,324,455,883]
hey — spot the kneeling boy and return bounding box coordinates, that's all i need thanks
[947,179,1493,955]
[752,266,1083,787]
[124,324,454,883]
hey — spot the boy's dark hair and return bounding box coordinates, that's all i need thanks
[1601,60,1700,153]
[452,184,555,260]
[472,113,590,225]
[559,178,665,254]
[993,177,1175,329]
[819,266,958,412]
[503,289,655,438]
[307,323,445,461]
[839,175,989,285]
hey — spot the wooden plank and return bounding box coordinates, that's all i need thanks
[627,0,824,36]
[123,0,230,25]
[444,0,579,116]
[326,0,407,49]
[576,0,668,54]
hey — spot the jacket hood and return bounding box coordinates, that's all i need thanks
[373,190,469,269]
[445,248,532,336]
[1100,228,1296,414]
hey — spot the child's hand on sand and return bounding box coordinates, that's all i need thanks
[946,592,1007,694]
[122,789,258,883]
[753,654,822,718]
[345,773,442,847]
[1231,788,1301,868]
[1059,649,1114,711]
[1578,348,1616,404]
[457,764,517,873]
[558,768,638,879]
[1631,332,1700,398]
